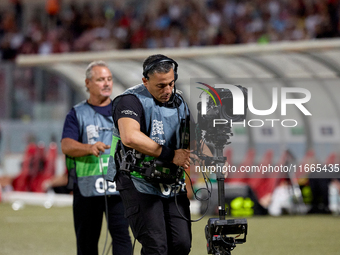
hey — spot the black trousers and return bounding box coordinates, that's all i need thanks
[118,179,192,255]
[73,184,132,255]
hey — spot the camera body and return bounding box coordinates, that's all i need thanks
[197,85,247,147]
[197,85,248,127]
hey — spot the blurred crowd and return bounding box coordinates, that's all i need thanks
[1,0,340,60]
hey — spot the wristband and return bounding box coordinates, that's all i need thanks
[158,145,175,162]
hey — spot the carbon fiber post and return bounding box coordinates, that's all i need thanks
[215,146,226,220]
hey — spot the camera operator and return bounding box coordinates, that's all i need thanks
[107,54,192,255]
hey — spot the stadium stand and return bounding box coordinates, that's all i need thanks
[1,0,340,60]
[10,141,57,193]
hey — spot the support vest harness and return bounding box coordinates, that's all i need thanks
[66,101,118,197]
[106,84,190,198]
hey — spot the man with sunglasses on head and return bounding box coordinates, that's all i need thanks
[107,54,192,255]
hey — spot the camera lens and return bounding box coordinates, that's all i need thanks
[221,97,236,120]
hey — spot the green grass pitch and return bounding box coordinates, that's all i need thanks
[1,203,339,255]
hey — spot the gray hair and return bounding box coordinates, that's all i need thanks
[85,60,109,79]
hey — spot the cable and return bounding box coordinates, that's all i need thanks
[172,156,214,222]
[101,152,135,255]
[170,93,216,222]
[93,112,112,255]
[99,152,110,255]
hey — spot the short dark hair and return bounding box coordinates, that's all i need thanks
[143,54,174,79]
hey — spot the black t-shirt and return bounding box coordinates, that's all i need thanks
[113,95,146,190]
[113,93,181,127]
[113,94,180,130]
[113,95,146,133]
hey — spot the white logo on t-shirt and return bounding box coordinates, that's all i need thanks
[121,110,138,116]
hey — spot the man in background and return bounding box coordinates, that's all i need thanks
[61,61,131,255]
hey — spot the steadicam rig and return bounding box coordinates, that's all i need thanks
[202,150,248,255]
[195,84,248,255]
